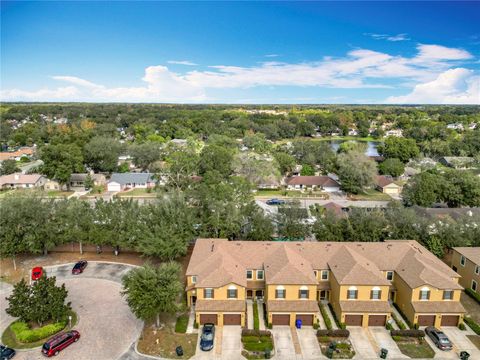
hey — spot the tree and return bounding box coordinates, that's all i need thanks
[300,164,315,176]
[129,142,162,171]
[402,172,443,207]
[378,137,419,163]
[199,145,234,178]
[233,152,281,188]
[312,211,345,241]
[4,279,31,322]
[40,144,84,187]
[276,202,311,239]
[243,133,272,153]
[336,151,377,194]
[274,152,296,175]
[0,159,20,175]
[378,158,405,177]
[440,170,480,207]
[162,150,199,190]
[240,203,274,241]
[122,263,182,327]
[84,136,123,172]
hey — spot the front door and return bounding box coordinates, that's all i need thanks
[319,290,328,300]
[247,290,253,299]
[255,290,264,300]
[191,296,197,305]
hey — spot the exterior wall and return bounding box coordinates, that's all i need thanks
[265,284,316,301]
[393,274,415,324]
[196,283,246,301]
[411,286,461,302]
[451,250,480,294]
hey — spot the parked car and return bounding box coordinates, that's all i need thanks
[266,198,285,205]
[425,327,452,350]
[71,260,88,275]
[200,323,215,351]
[42,330,80,357]
[31,266,44,281]
[0,345,16,359]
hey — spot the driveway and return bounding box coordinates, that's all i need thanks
[0,282,14,335]
[1,263,143,360]
[221,326,242,358]
[348,327,378,359]
[442,327,480,359]
[296,327,322,359]
[46,261,136,283]
[271,326,296,359]
[368,327,408,359]
[423,331,457,359]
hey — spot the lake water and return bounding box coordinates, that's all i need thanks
[329,140,380,157]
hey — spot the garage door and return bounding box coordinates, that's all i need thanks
[384,188,398,194]
[368,315,387,326]
[199,314,218,325]
[345,315,363,326]
[296,314,314,326]
[418,315,436,326]
[223,314,241,325]
[441,315,459,327]
[272,314,290,326]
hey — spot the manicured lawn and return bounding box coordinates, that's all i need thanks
[348,189,391,201]
[253,301,259,330]
[467,335,480,350]
[138,325,197,359]
[116,188,157,197]
[395,338,435,358]
[46,190,74,198]
[242,331,274,359]
[175,314,189,333]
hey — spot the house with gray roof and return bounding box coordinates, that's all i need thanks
[107,172,154,192]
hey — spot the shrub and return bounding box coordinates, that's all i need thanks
[313,322,319,330]
[336,343,351,350]
[465,288,480,305]
[458,323,466,331]
[242,336,260,343]
[319,304,333,330]
[391,312,407,330]
[390,329,425,338]
[193,321,199,329]
[175,315,188,333]
[242,329,272,337]
[11,320,66,343]
[386,321,393,331]
[253,301,259,331]
[317,329,350,338]
[392,335,402,342]
[392,303,413,329]
[464,317,480,335]
[318,335,330,343]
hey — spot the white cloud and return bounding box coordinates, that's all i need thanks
[386,68,480,104]
[414,44,473,63]
[365,33,410,41]
[51,76,102,89]
[264,54,279,58]
[167,60,198,66]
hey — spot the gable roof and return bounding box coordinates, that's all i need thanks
[109,172,153,185]
[376,175,399,188]
[0,173,44,186]
[286,176,340,187]
[453,247,480,265]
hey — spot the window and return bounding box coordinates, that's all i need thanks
[227,287,238,299]
[275,286,286,299]
[419,287,430,300]
[246,270,253,280]
[386,271,394,281]
[347,286,358,300]
[313,270,318,278]
[321,270,329,281]
[475,266,479,275]
[443,290,453,300]
[191,276,197,284]
[461,255,466,267]
[370,287,382,300]
[299,286,309,299]
[204,288,214,299]
[472,280,478,292]
[257,270,264,280]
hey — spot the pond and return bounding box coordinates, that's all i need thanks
[329,140,381,156]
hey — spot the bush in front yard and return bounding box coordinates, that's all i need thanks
[175,314,188,333]
[464,317,480,335]
[11,320,66,343]
[242,329,272,337]
[317,329,350,338]
[319,304,333,330]
[390,329,425,338]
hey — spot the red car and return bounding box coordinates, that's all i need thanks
[31,266,43,281]
[71,260,88,275]
[42,330,80,357]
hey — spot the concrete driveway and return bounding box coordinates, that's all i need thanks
[221,326,242,358]
[423,331,457,360]
[368,327,408,359]
[1,263,143,360]
[348,327,378,359]
[271,326,296,359]
[442,327,480,359]
[296,327,321,359]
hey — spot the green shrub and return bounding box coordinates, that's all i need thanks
[175,315,188,333]
[11,320,66,343]
[193,321,199,329]
[320,304,333,330]
[392,335,402,342]
[317,329,350,338]
[466,288,480,305]
[390,329,425,338]
[386,321,393,330]
[336,343,350,350]
[313,322,319,330]
[464,317,480,335]
[391,312,407,330]
[458,323,466,330]
[318,335,330,343]
[328,303,343,329]
[392,303,413,329]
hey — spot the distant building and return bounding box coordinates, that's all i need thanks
[286,176,340,192]
[384,129,403,137]
[0,173,46,189]
[375,175,402,195]
[107,172,155,192]
[0,147,35,162]
[70,173,106,188]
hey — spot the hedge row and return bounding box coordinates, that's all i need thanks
[390,329,425,338]
[11,321,66,343]
[242,329,272,337]
[317,329,350,338]
[465,288,480,305]
[464,317,480,335]
[319,303,333,330]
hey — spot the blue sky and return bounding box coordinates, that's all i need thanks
[1,1,479,104]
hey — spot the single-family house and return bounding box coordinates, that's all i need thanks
[286,176,340,192]
[0,173,46,189]
[450,247,480,296]
[70,173,106,188]
[0,147,35,162]
[375,175,402,195]
[107,172,155,192]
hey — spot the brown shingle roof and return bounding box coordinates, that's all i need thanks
[411,301,465,314]
[267,300,319,312]
[376,175,399,188]
[453,247,480,265]
[339,301,391,313]
[286,176,339,187]
[195,300,245,312]
[265,245,317,285]
[0,173,44,186]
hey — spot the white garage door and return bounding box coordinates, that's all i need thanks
[108,183,121,192]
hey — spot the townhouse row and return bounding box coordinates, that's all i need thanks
[186,239,465,328]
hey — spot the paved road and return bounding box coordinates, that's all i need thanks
[256,198,390,210]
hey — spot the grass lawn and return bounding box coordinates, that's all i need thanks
[242,332,274,359]
[395,339,435,358]
[45,190,74,198]
[137,324,197,359]
[348,189,391,201]
[461,292,480,323]
[175,314,189,333]
[116,188,157,197]
[467,335,480,350]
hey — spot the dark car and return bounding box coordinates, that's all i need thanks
[266,198,286,206]
[31,266,44,281]
[1,345,16,359]
[71,260,88,275]
[425,327,452,351]
[42,330,80,357]
[200,323,215,351]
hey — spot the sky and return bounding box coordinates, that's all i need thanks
[1,1,479,104]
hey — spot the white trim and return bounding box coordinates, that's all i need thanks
[228,284,237,289]
[321,270,329,281]
[300,285,309,290]
[276,285,285,290]
[246,270,253,279]
[256,270,264,280]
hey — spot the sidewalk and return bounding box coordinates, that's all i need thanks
[320,302,338,330]
[390,304,409,329]
[247,300,254,329]
[186,307,196,334]
[257,301,266,330]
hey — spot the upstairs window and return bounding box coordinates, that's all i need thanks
[347,287,358,300]
[321,270,329,281]
[419,287,430,300]
[191,276,197,284]
[460,255,466,267]
[275,286,286,299]
[299,287,309,299]
[443,290,453,300]
[386,271,394,281]
[204,288,214,299]
[246,270,253,280]
[227,286,238,299]
[472,280,478,292]
[475,266,479,275]
[257,270,264,280]
[370,287,382,300]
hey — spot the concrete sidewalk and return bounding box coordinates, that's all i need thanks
[246,300,254,329]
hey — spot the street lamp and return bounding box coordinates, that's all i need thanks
[68,315,72,328]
